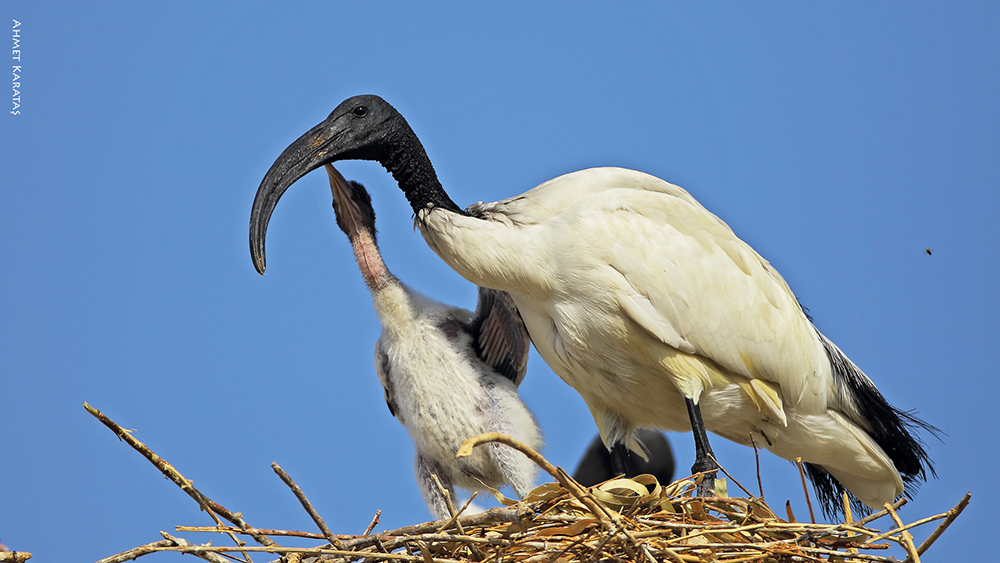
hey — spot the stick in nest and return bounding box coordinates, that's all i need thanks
[749,433,765,502]
[271,462,340,547]
[885,502,921,563]
[84,402,275,554]
[456,432,620,526]
[363,509,383,535]
[915,492,970,556]
[795,457,816,524]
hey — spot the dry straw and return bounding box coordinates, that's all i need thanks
[78,403,969,563]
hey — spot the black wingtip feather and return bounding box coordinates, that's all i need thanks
[806,332,941,519]
[823,335,938,479]
[803,463,870,520]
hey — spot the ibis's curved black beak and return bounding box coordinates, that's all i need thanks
[249,117,347,274]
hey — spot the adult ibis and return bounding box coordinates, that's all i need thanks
[273,162,542,519]
[249,95,935,516]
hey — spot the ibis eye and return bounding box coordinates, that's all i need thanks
[352,105,369,118]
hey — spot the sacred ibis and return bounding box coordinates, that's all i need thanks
[250,95,936,516]
[273,162,542,519]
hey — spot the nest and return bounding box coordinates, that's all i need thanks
[76,403,968,563]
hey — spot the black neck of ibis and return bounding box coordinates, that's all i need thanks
[378,122,465,216]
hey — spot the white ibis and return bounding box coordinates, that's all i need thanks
[285,162,542,519]
[250,95,936,517]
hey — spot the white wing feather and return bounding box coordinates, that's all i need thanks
[436,168,832,414]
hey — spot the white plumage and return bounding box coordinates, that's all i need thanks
[420,166,921,509]
[250,95,934,517]
[322,164,541,519]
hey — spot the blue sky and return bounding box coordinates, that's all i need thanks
[2,2,997,560]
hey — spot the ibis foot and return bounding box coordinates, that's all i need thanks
[609,441,635,478]
[692,456,719,497]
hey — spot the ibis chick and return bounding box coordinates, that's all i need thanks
[323,164,541,519]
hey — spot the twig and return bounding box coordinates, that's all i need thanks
[340,506,522,550]
[885,502,920,563]
[457,432,619,526]
[749,434,764,502]
[617,520,664,563]
[669,542,891,562]
[842,491,853,524]
[84,402,275,553]
[363,509,383,535]
[85,402,205,508]
[785,500,796,523]
[841,490,859,557]
[707,452,753,498]
[0,553,32,563]
[652,545,685,563]
[270,462,340,547]
[429,474,463,533]
[159,532,236,563]
[585,522,625,563]
[794,458,815,524]
[455,494,477,520]
[177,526,327,540]
[915,491,970,556]
[435,493,478,535]
[96,533,238,563]
[867,506,962,543]
[855,498,907,526]
[202,504,272,548]
[414,540,434,563]
[94,540,174,563]
[428,474,483,560]
[141,544,468,562]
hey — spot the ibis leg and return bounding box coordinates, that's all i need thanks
[685,397,718,496]
[415,453,454,520]
[609,441,634,478]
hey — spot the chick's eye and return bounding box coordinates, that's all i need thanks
[352,105,369,118]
